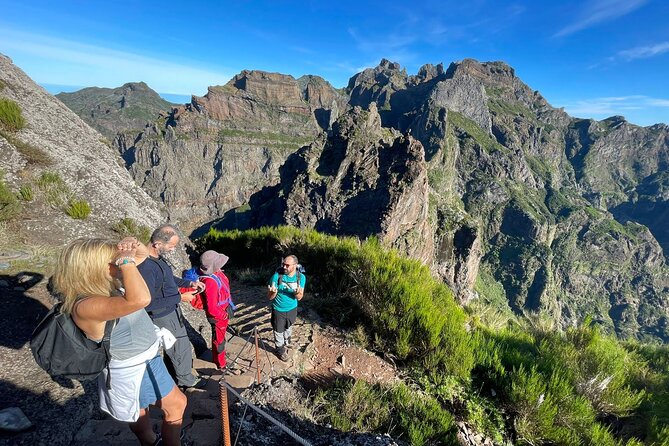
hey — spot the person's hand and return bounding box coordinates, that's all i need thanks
[267,283,278,299]
[180,289,198,302]
[115,237,138,264]
[193,281,206,292]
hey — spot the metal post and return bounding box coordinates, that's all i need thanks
[219,378,232,446]
[254,326,261,385]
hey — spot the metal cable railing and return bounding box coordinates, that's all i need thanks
[218,324,312,446]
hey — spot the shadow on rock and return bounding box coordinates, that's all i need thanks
[0,378,98,446]
[0,272,48,349]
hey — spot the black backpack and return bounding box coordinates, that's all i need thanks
[30,301,115,387]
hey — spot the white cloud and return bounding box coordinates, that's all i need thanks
[559,95,669,122]
[617,42,669,61]
[554,0,647,37]
[0,28,232,95]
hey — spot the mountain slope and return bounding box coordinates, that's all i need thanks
[0,54,162,246]
[56,82,175,140]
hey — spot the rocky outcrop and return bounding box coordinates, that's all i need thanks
[247,104,434,263]
[56,82,174,140]
[114,70,345,229]
[0,54,162,245]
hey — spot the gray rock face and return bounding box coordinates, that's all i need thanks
[114,70,345,229]
[248,104,434,264]
[0,54,162,243]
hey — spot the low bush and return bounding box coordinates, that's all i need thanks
[18,184,33,201]
[315,380,456,446]
[111,217,151,244]
[0,98,26,132]
[37,171,71,208]
[472,322,648,445]
[65,199,91,219]
[0,172,21,221]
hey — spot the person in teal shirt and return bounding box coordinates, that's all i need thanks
[267,255,306,361]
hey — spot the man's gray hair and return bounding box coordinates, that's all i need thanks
[284,254,298,264]
[151,224,181,244]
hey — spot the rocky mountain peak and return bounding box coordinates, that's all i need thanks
[228,70,305,107]
[411,63,446,85]
[56,81,174,139]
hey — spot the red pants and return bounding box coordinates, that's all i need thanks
[210,317,229,369]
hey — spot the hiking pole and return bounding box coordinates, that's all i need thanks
[219,378,232,446]
[254,326,261,385]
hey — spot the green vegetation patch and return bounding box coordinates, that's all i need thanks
[473,323,650,445]
[111,217,151,244]
[198,226,664,445]
[36,171,91,218]
[18,185,33,201]
[447,111,507,154]
[0,98,26,132]
[0,171,21,221]
[314,380,456,446]
[65,199,91,219]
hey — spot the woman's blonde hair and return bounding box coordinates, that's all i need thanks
[52,238,118,314]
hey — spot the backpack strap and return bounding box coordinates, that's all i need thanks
[102,318,116,389]
[73,296,117,389]
[200,274,235,310]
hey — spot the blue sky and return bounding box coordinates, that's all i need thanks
[1,0,668,126]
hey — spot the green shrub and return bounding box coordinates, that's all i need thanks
[37,171,71,208]
[18,184,33,201]
[0,98,26,132]
[472,323,648,445]
[65,199,91,219]
[624,342,669,444]
[111,217,151,244]
[315,380,456,446]
[0,172,21,221]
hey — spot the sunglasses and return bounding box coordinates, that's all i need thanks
[282,263,294,267]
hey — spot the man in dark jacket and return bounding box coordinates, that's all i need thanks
[138,224,203,389]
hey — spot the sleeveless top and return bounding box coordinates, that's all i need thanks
[109,309,157,361]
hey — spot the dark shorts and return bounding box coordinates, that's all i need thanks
[271,308,297,333]
[138,355,176,408]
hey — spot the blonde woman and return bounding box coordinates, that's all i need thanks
[52,237,186,446]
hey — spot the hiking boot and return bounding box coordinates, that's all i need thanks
[277,345,288,361]
[180,377,207,391]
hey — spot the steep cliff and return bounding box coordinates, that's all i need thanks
[0,54,162,245]
[113,70,346,228]
[247,104,434,263]
[342,58,668,340]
